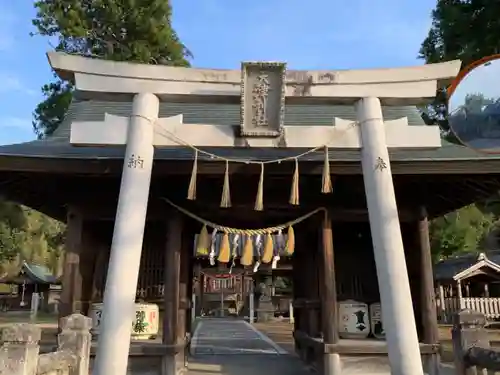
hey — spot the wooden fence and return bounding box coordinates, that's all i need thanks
[439,297,500,322]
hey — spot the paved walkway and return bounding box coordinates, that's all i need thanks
[188,319,458,375]
[190,318,288,355]
[188,318,310,375]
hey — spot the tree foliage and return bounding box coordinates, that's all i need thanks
[430,205,496,262]
[0,199,66,275]
[32,80,73,138]
[419,0,500,143]
[31,0,192,138]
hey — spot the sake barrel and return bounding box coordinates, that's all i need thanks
[338,300,370,339]
[370,302,385,339]
[89,302,159,340]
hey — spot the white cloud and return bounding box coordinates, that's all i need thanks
[0,74,37,96]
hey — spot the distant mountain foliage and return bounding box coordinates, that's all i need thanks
[0,198,65,277]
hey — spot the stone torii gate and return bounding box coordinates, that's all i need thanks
[48,52,460,375]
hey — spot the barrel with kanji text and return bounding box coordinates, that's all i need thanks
[338,300,370,339]
[89,302,159,340]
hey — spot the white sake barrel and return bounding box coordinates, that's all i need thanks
[89,302,159,340]
[338,300,370,339]
[370,302,385,339]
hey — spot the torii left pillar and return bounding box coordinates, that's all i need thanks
[93,93,159,375]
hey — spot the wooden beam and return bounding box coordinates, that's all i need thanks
[319,209,341,375]
[177,225,191,368]
[418,206,440,375]
[162,212,183,375]
[79,226,100,315]
[3,154,500,176]
[59,207,84,326]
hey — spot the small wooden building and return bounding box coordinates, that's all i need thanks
[0,262,59,312]
[435,252,500,322]
[0,53,498,374]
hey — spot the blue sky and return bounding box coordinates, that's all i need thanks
[0,0,437,146]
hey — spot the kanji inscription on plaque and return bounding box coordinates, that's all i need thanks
[240,61,286,137]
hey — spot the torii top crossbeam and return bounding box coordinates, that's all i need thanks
[46,52,460,150]
[48,52,459,106]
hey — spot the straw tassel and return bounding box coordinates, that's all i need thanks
[196,225,210,256]
[261,234,274,263]
[254,163,264,211]
[220,160,232,208]
[218,232,231,263]
[240,235,254,266]
[321,146,333,194]
[209,228,218,266]
[187,150,198,200]
[289,158,300,205]
[284,226,295,255]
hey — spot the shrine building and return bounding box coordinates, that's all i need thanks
[0,53,498,375]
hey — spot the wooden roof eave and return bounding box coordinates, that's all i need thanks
[2,142,500,175]
[453,255,500,282]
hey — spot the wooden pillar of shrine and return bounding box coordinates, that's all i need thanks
[59,208,99,327]
[305,223,320,339]
[162,211,183,375]
[91,238,110,303]
[179,225,192,366]
[417,206,440,375]
[320,209,340,375]
[292,237,305,359]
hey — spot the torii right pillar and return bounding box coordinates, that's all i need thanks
[357,97,424,375]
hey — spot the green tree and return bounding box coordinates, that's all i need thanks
[0,197,66,274]
[0,200,28,264]
[419,0,500,143]
[31,0,192,138]
[429,204,495,262]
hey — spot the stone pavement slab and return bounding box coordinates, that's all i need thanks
[189,319,458,375]
[188,354,311,375]
[190,318,288,355]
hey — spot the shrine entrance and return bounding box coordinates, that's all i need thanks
[194,268,253,318]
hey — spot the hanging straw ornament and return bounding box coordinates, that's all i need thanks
[253,234,263,272]
[289,158,300,205]
[220,160,232,208]
[187,150,198,200]
[321,146,333,194]
[209,228,218,266]
[261,233,274,263]
[240,235,254,266]
[218,232,231,263]
[195,225,210,256]
[272,252,280,269]
[254,163,265,211]
[272,229,284,269]
[229,234,240,274]
[284,226,295,255]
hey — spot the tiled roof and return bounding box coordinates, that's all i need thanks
[0,99,499,162]
[0,262,57,284]
[434,251,500,281]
